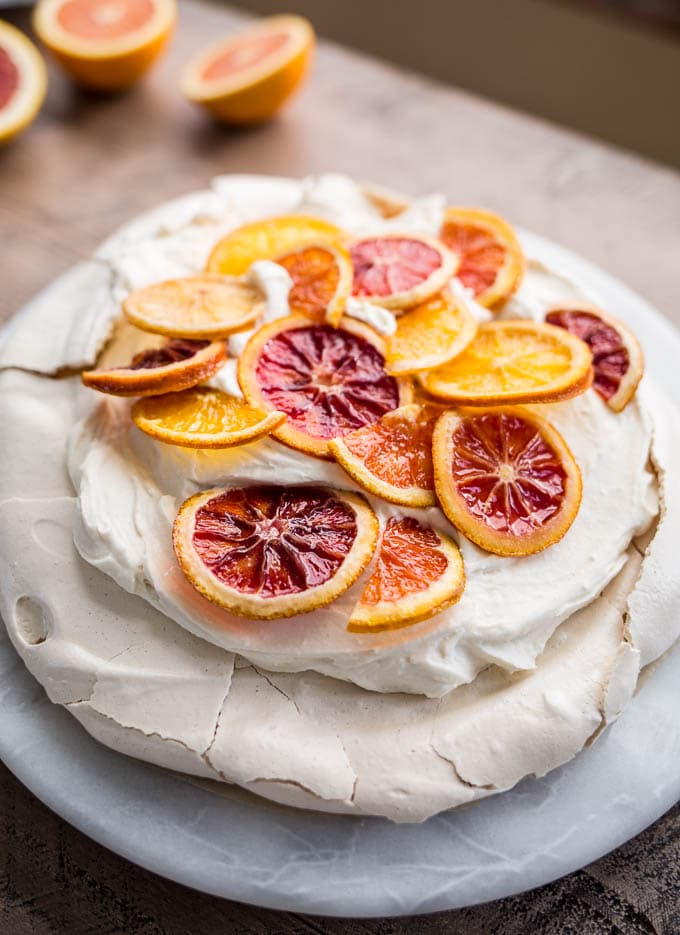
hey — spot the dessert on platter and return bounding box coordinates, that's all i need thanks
[1,173,679,823]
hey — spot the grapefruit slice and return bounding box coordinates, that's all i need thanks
[439,207,525,308]
[173,484,378,619]
[33,0,176,91]
[181,14,314,125]
[276,241,353,324]
[238,314,411,458]
[0,21,47,145]
[545,303,643,412]
[433,407,582,556]
[350,233,458,310]
[348,517,465,632]
[421,320,593,405]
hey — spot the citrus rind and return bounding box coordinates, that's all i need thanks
[0,21,47,144]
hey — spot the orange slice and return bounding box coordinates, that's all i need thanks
[275,241,353,325]
[330,403,439,508]
[421,320,593,405]
[433,407,582,556]
[439,207,525,308]
[545,303,643,413]
[385,289,478,375]
[33,0,176,91]
[173,485,378,619]
[0,21,47,145]
[123,274,264,340]
[82,338,226,396]
[348,517,465,632]
[350,233,458,310]
[131,387,285,449]
[181,15,314,125]
[238,314,412,459]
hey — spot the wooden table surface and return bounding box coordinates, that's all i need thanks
[1,1,679,930]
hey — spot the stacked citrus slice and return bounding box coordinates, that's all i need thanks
[277,242,353,324]
[385,289,477,375]
[0,21,47,145]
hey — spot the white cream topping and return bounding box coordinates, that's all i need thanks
[344,297,397,335]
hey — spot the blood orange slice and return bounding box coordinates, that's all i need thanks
[439,207,525,308]
[276,241,353,324]
[181,15,314,125]
[238,314,411,458]
[348,517,465,632]
[0,21,47,145]
[173,485,378,619]
[433,408,582,556]
[350,233,458,310]
[545,303,643,413]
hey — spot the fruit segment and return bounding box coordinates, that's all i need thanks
[385,289,478,375]
[276,242,353,324]
[0,21,47,144]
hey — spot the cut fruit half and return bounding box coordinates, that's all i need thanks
[173,485,378,619]
[0,21,47,145]
[439,207,525,308]
[131,386,285,449]
[433,407,582,556]
[276,241,353,324]
[181,14,314,125]
[545,303,643,413]
[348,517,465,632]
[33,0,176,90]
[81,338,226,396]
[123,274,264,340]
[238,314,410,458]
[421,320,593,405]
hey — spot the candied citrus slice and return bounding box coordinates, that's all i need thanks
[238,314,411,458]
[439,207,525,308]
[275,241,353,324]
[173,484,378,619]
[545,303,643,413]
[433,407,582,556]
[330,403,439,507]
[385,289,478,375]
[33,0,176,91]
[421,320,593,405]
[0,21,47,145]
[131,387,285,449]
[350,233,458,310]
[348,517,465,632]
[123,274,264,340]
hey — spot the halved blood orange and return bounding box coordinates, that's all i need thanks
[347,517,465,632]
[33,0,176,91]
[330,403,439,507]
[421,320,593,405]
[545,303,643,413]
[81,338,226,396]
[0,21,47,145]
[350,233,458,310]
[173,485,378,619]
[131,386,285,449]
[439,207,525,308]
[433,407,582,556]
[181,14,314,125]
[275,241,353,325]
[123,274,264,340]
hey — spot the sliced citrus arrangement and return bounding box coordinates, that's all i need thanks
[545,303,643,413]
[33,0,176,91]
[81,338,226,396]
[0,21,47,145]
[385,289,478,375]
[348,517,465,633]
[350,233,458,310]
[181,14,314,125]
[123,274,264,340]
[131,386,285,449]
[421,320,593,405]
[439,207,525,308]
[433,407,582,556]
[173,484,378,619]
[276,241,353,324]
[330,403,439,507]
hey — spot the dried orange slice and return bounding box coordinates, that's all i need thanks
[348,517,465,632]
[433,407,582,556]
[421,320,593,405]
[385,289,478,375]
[275,241,353,325]
[439,207,525,308]
[545,303,643,413]
[350,233,458,310]
[33,0,176,91]
[173,485,378,619]
[330,404,439,507]
[0,21,47,145]
[123,274,264,340]
[131,387,285,449]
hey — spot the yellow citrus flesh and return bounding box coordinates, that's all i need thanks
[0,21,47,144]
[386,289,478,375]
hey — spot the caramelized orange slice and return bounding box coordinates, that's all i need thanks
[385,289,477,375]
[276,241,353,325]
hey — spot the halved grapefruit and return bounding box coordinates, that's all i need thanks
[0,21,47,145]
[276,241,353,324]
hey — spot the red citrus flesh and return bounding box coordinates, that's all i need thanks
[0,46,19,109]
[362,517,447,605]
[277,245,341,318]
[351,237,443,298]
[202,31,289,81]
[440,222,505,297]
[56,0,155,39]
[126,338,210,370]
